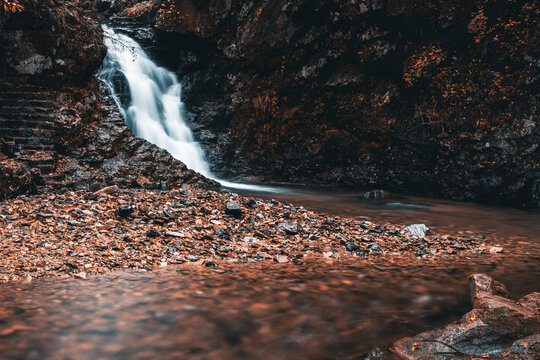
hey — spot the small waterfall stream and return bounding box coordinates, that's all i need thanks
[98,26,277,192]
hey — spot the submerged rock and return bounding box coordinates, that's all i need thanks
[362,190,392,200]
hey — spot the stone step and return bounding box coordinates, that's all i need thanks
[18,152,56,165]
[42,173,68,183]
[0,111,51,120]
[0,118,54,129]
[37,164,55,174]
[0,82,45,92]
[2,136,53,146]
[0,91,54,101]
[0,127,53,138]
[0,98,58,108]
[0,105,53,114]
[7,136,53,146]
[6,143,54,152]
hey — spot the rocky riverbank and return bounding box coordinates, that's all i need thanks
[0,185,506,281]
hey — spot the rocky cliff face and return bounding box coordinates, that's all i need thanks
[105,0,539,208]
[0,0,214,199]
[0,0,106,85]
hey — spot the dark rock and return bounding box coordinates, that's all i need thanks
[362,190,392,200]
[1,0,106,85]
[360,223,371,230]
[146,229,159,238]
[345,242,360,252]
[292,259,303,265]
[205,261,216,268]
[225,201,242,219]
[244,198,258,208]
[118,205,134,218]
[214,228,230,238]
[277,221,298,235]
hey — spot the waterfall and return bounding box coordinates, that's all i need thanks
[98,26,277,192]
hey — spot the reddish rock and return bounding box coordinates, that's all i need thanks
[369,274,540,359]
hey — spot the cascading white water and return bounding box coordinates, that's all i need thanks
[98,26,277,192]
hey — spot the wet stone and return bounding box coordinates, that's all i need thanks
[277,221,298,235]
[146,229,159,238]
[118,205,134,218]
[345,242,360,252]
[225,201,242,219]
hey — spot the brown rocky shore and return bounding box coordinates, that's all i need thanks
[0,184,501,282]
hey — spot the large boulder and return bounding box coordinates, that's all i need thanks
[367,274,540,359]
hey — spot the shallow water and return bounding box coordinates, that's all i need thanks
[0,257,538,360]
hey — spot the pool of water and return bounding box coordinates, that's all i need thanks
[0,256,538,360]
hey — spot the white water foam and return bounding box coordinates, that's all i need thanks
[98,26,278,193]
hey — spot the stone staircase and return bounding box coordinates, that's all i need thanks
[0,81,59,178]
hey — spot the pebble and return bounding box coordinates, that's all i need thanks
[146,229,160,238]
[243,237,259,243]
[345,242,360,252]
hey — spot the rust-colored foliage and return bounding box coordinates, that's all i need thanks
[1,0,23,13]
[123,0,154,17]
[403,44,445,87]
